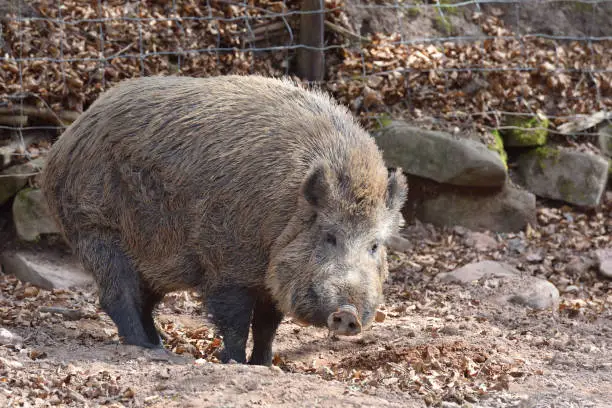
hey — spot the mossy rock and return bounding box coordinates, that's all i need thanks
[488,130,508,170]
[501,115,549,147]
[373,113,393,130]
[517,148,609,207]
[0,158,45,205]
[12,188,61,242]
[375,121,507,188]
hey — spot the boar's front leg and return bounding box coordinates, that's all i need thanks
[249,297,284,366]
[206,286,255,364]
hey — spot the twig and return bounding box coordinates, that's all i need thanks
[324,20,370,44]
[39,306,85,321]
[0,171,41,178]
[0,114,28,126]
[0,105,79,126]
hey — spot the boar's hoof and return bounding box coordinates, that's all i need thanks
[327,305,362,336]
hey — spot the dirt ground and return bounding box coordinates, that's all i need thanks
[1,197,611,408]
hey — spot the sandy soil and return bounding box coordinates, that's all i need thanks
[1,200,611,407]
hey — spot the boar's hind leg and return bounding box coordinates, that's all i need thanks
[140,289,164,346]
[206,286,255,364]
[76,231,160,348]
[249,298,283,366]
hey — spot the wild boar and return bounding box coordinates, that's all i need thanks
[41,75,407,365]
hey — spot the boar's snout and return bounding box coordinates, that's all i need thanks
[327,305,362,336]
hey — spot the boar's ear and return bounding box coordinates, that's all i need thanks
[386,168,408,212]
[302,163,331,207]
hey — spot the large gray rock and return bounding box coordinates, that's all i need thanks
[375,121,507,187]
[517,148,609,207]
[0,157,45,205]
[415,184,536,233]
[12,187,60,242]
[0,250,93,290]
[438,261,559,310]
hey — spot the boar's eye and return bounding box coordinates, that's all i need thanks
[325,233,337,246]
[369,242,379,255]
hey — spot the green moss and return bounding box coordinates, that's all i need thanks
[407,6,421,17]
[438,0,461,15]
[374,113,393,130]
[502,115,549,147]
[433,13,453,35]
[557,176,586,204]
[488,129,508,170]
[15,187,35,212]
[13,188,42,243]
[571,1,594,13]
[533,146,560,160]
[406,0,422,17]
[530,146,560,171]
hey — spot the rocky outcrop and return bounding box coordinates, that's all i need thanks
[410,182,536,233]
[375,121,507,188]
[0,157,45,205]
[517,147,609,208]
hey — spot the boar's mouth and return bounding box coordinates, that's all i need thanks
[289,285,334,328]
[289,286,365,336]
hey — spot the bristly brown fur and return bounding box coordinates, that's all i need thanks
[41,74,407,358]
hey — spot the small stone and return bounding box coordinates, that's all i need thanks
[1,250,94,290]
[0,328,23,346]
[269,365,283,374]
[594,248,612,279]
[526,251,544,263]
[385,234,412,253]
[122,388,135,399]
[438,260,516,283]
[440,325,460,336]
[0,357,23,369]
[565,256,594,276]
[508,238,526,254]
[439,261,560,310]
[440,402,462,408]
[23,286,40,297]
[465,232,498,251]
[507,279,560,310]
[564,285,579,294]
[374,310,386,323]
[452,226,469,236]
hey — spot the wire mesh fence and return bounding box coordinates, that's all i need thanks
[0,0,611,168]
